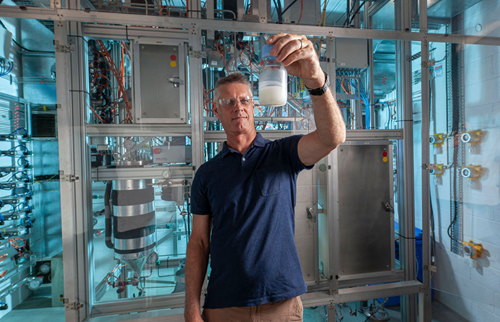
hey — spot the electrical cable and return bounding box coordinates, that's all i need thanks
[347,0,368,26]
[0,20,52,53]
[281,0,298,16]
[297,0,303,25]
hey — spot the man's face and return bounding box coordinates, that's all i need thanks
[213,82,255,136]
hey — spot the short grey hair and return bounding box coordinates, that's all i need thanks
[213,73,252,102]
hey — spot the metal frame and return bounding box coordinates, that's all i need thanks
[3,0,496,320]
[2,6,500,45]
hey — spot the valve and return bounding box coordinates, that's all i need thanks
[429,164,445,177]
[429,133,445,147]
[462,241,483,259]
[461,165,483,180]
[461,130,483,145]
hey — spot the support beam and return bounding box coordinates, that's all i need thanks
[1,8,500,45]
[54,20,88,322]
[420,0,433,320]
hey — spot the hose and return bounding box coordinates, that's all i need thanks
[105,181,114,249]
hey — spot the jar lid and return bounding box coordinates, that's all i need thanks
[262,44,276,59]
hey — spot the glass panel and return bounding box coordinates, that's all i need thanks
[0,18,63,321]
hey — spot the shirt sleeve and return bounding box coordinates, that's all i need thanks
[279,135,315,174]
[190,165,212,215]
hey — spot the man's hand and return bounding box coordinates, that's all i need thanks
[266,33,325,89]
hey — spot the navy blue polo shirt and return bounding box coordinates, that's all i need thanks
[190,132,312,309]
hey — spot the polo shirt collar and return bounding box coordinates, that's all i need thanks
[220,132,267,158]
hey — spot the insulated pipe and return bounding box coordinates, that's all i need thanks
[105,180,114,249]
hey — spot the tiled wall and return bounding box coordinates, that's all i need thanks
[423,0,500,320]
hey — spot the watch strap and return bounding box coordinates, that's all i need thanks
[306,71,330,96]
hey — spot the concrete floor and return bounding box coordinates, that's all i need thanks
[1,297,468,322]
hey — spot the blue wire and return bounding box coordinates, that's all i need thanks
[9,127,26,135]
[9,145,28,153]
[17,202,31,212]
[8,171,29,182]
[14,187,32,197]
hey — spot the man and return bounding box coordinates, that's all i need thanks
[184,33,346,322]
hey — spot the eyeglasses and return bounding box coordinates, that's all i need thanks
[217,96,253,108]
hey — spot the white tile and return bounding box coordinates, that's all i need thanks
[471,267,500,293]
[472,303,500,322]
[295,218,314,237]
[296,186,313,203]
[297,251,315,280]
[471,218,500,246]
[464,55,499,86]
[294,202,311,220]
[297,169,313,186]
[477,241,500,271]
[434,291,474,321]
[294,234,314,254]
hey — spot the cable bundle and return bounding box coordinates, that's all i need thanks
[0,59,13,77]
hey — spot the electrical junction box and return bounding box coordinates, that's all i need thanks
[335,38,368,68]
[0,28,13,60]
[152,145,192,164]
[133,40,187,123]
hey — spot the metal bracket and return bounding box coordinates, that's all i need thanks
[54,40,74,53]
[382,201,394,213]
[60,174,80,182]
[189,50,206,58]
[0,183,17,189]
[424,265,437,273]
[422,60,436,68]
[306,207,317,223]
[64,299,84,311]
[168,77,184,88]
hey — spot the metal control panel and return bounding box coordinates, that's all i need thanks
[133,40,186,123]
[336,142,394,275]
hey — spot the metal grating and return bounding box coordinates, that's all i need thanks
[448,19,465,256]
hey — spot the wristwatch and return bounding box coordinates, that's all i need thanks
[306,71,330,96]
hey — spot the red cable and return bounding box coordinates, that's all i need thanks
[297,0,303,25]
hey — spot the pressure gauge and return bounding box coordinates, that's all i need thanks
[40,263,51,274]
[124,139,134,150]
[27,277,43,290]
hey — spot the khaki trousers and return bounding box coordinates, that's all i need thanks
[201,296,303,322]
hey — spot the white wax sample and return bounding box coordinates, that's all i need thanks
[259,86,287,107]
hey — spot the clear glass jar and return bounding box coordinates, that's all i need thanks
[259,44,288,107]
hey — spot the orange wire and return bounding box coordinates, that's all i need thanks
[89,105,104,123]
[8,238,26,249]
[297,0,303,25]
[96,74,109,88]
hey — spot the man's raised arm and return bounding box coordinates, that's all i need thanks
[266,33,346,166]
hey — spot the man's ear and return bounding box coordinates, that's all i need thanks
[213,105,220,119]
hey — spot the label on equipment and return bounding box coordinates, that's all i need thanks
[435,64,443,78]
